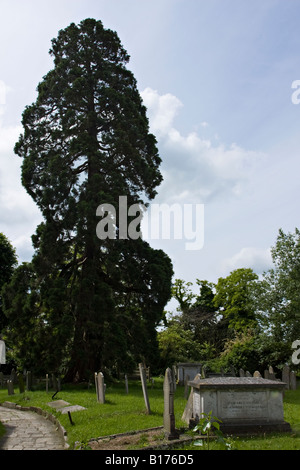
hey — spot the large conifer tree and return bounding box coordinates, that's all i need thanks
[14,19,173,380]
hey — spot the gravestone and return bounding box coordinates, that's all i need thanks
[125,374,129,394]
[139,363,151,414]
[18,373,25,394]
[163,368,179,440]
[268,366,276,380]
[7,379,14,395]
[46,374,49,393]
[0,372,4,387]
[95,372,105,404]
[239,368,245,377]
[26,371,32,391]
[253,371,262,378]
[177,363,201,385]
[185,376,291,434]
[282,364,290,390]
[290,371,297,390]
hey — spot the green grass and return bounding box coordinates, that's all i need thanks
[1,379,300,450]
[0,378,187,448]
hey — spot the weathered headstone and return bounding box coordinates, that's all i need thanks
[125,374,129,394]
[253,370,262,378]
[239,368,245,377]
[46,374,49,393]
[18,373,25,394]
[290,371,297,390]
[163,368,179,440]
[139,363,151,414]
[268,365,276,380]
[7,379,14,395]
[95,372,105,404]
[282,364,290,390]
[26,371,32,391]
[0,371,4,387]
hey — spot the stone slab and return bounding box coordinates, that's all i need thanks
[188,376,287,389]
[60,405,86,414]
[47,400,70,409]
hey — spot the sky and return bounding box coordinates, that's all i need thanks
[1,0,300,304]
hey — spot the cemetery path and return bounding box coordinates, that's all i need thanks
[0,405,67,450]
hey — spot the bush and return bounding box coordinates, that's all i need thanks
[218,330,261,374]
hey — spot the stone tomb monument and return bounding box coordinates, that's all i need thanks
[183,375,291,434]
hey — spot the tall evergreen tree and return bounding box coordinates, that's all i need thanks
[0,233,17,332]
[13,19,173,380]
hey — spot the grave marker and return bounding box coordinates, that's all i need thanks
[163,368,179,440]
[95,372,105,403]
[18,373,25,394]
[290,371,297,390]
[139,363,151,414]
[7,379,14,395]
[282,364,290,390]
[26,371,32,391]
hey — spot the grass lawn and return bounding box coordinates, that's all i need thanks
[0,377,300,450]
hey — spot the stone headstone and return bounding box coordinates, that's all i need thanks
[7,379,14,395]
[26,371,32,391]
[139,363,151,414]
[163,368,179,440]
[282,364,290,390]
[0,371,4,387]
[18,373,25,394]
[290,371,297,390]
[253,370,262,378]
[125,374,129,394]
[95,372,105,404]
[268,365,276,380]
[239,368,245,377]
[46,374,49,393]
[246,371,252,377]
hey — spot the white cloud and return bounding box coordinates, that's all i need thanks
[220,247,273,276]
[142,88,266,204]
[0,119,41,262]
[142,87,183,136]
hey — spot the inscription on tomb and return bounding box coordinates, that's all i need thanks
[219,391,268,419]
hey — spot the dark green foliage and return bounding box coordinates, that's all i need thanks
[0,233,18,332]
[8,19,173,380]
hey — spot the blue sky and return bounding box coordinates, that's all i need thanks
[1,0,300,301]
